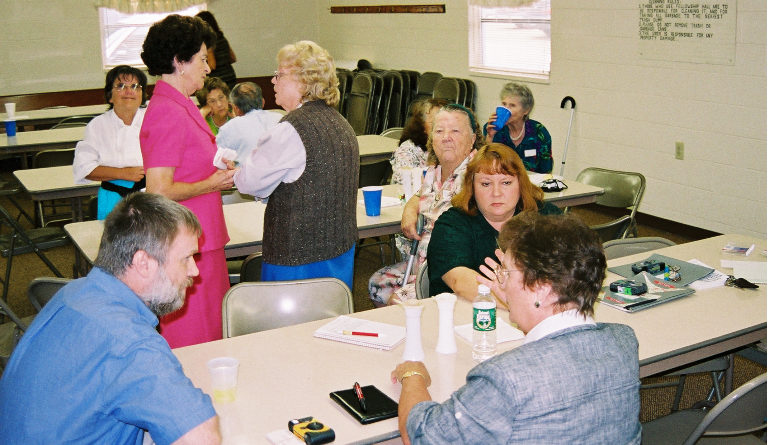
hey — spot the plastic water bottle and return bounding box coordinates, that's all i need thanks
[472,284,497,362]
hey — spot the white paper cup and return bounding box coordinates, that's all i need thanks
[207,357,239,402]
[4,103,15,120]
[400,168,413,201]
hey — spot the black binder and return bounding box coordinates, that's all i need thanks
[329,385,398,424]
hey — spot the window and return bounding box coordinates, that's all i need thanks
[468,0,551,81]
[98,4,206,69]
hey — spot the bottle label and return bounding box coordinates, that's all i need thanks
[473,307,496,331]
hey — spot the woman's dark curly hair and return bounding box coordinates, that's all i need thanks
[400,98,448,149]
[141,15,216,76]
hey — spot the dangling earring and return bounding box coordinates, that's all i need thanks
[181,70,185,75]
[534,301,540,308]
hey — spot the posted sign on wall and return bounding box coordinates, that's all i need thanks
[638,0,736,65]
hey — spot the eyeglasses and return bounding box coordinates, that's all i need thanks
[113,83,142,92]
[273,70,293,82]
[494,264,520,286]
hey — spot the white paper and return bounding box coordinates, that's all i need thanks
[731,261,767,284]
[454,318,524,344]
[687,259,728,290]
[213,146,237,169]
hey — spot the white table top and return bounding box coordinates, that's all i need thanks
[65,185,406,263]
[14,165,98,200]
[1,126,85,152]
[0,104,107,127]
[357,134,398,162]
[65,179,602,265]
[172,234,765,444]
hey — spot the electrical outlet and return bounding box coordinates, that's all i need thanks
[675,141,684,160]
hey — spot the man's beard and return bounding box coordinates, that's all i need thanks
[145,267,193,318]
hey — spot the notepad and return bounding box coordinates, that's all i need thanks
[313,315,406,350]
[454,318,525,344]
[330,385,398,424]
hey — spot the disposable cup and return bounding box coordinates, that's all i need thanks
[410,168,425,195]
[362,186,383,216]
[207,357,239,403]
[4,103,15,120]
[4,120,17,137]
[494,106,511,130]
[400,168,413,201]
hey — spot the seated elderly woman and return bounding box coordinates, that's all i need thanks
[390,98,448,185]
[369,104,483,307]
[427,143,561,301]
[483,82,552,173]
[392,213,641,445]
[73,65,147,219]
[195,76,233,135]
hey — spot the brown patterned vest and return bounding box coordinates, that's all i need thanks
[262,100,360,265]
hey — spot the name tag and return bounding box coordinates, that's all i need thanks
[524,149,536,158]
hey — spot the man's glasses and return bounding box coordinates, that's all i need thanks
[113,83,142,92]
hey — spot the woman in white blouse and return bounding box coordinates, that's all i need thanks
[73,65,147,219]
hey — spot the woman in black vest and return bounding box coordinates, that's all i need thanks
[231,41,359,290]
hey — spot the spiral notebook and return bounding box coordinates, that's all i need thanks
[313,315,406,350]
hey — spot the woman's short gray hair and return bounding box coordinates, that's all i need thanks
[500,82,534,119]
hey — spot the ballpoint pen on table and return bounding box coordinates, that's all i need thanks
[353,382,367,412]
[342,330,379,337]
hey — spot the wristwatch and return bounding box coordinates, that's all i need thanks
[399,370,426,383]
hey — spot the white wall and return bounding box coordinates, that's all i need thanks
[0,0,765,236]
[318,0,767,237]
[0,0,319,93]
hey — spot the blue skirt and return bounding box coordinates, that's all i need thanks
[97,179,136,220]
[261,245,355,290]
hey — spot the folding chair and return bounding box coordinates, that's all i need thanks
[641,373,766,444]
[432,77,460,103]
[566,167,646,242]
[32,148,76,227]
[27,276,71,311]
[415,262,429,299]
[222,278,353,338]
[51,115,95,129]
[0,201,68,304]
[344,72,373,135]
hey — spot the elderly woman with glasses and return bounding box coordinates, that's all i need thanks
[392,213,641,445]
[426,143,561,301]
[232,41,359,289]
[139,14,237,348]
[73,65,148,219]
[195,76,233,135]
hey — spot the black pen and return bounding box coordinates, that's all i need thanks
[353,381,367,412]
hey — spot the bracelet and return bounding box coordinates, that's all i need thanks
[399,370,426,384]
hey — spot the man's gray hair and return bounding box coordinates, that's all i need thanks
[95,193,201,277]
[229,82,264,114]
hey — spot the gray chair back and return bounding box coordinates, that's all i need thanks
[345,72,373,135]
[380,127,403,140]
[51,115,95,129]
[432,77,460,103]
[222,278,354,338]
[641,373,767,445]
[239,253,263,283]
[603,237,675,260]
[415,262,429,299]
[27,277,70,312]
[572,167,646,241]
[414,72,442,102]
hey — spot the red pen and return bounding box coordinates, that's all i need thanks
[342,330,379,337]
[353,381,367,412]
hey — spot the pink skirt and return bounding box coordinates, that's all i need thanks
[159,248,229,348]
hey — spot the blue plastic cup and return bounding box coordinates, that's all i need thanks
[362,186,383,216]
[4,120,17,137]
[493,106,511,130]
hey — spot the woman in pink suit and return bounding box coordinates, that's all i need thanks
[139,15,236,348]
